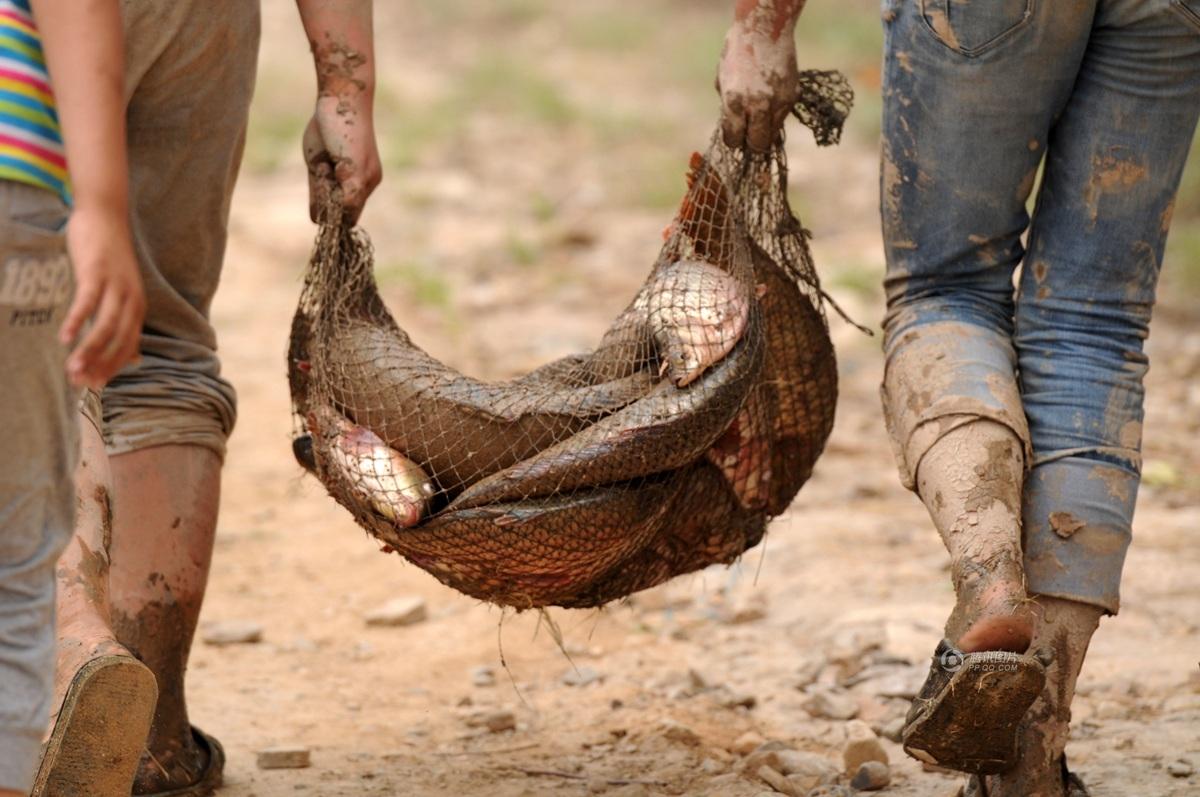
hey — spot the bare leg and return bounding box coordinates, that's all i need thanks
[916,420,1034,654]
[54,419,127,684]
[979,596,1103,796]
[107,445,221,793]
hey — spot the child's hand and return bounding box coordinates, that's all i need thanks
[717,24,800,152]
[303,93,382,225]
[58,205,145,389]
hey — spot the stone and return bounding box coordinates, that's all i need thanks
[775,750,839,782]
[470,665,496,687]
[562,666,604,687]
[755,765,800,796]
[202,620,263,646]
[803,689,860,720]
[843,720,889,774]
[731,731,766,756]
[660,720,701,747]
[1167,758,1194,778]
[463,708,517,733]
[363,597,427,627]
[727,603,768,625]
[850,761,890,791]
[256,745,311,769]
[878,716,905,743]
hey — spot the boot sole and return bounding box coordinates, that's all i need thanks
[32,653,158,797]
[903,650,1045,775]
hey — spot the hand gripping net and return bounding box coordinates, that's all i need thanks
[288,71,851,609]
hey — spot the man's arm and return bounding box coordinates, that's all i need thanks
[718,0,808,151]
[295,0,382,225]
[30,0,145,389]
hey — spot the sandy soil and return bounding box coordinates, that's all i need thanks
[179,3,1200,795]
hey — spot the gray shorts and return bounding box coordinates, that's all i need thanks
[0,180,77,792]
[82,0,261,459]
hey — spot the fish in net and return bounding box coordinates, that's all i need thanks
[288,71,852,609]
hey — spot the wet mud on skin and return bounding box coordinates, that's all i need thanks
[112,595,207,794]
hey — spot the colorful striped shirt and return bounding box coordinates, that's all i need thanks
[0,0,68,204]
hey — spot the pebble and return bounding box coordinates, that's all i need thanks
[803,688,860,720]
[731,730,766,756]
[562,666,604,687]
[755,764,799,796]
[843,720,889,774]
[1167,758,1194,777]
[202,620,263,646]
[659,720,701,747]
[726,604,768,625]
[463,708,517,733]
[878,716,905,743]
[363,597,427,627]
[256,745,311,769]
[470,665,496,687]
[850,761,890,791]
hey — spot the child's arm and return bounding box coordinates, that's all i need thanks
[30,0,145,389]
[295,0,382,225]
[718,0,808,151]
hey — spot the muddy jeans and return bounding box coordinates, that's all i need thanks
[879,0,1200,613]
[80,1,261,458]
[0,181,76,792]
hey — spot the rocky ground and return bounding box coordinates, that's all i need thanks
[180,2,1200,795]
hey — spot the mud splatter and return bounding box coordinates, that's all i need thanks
[1048,511,1085,539]
[1083,150,1147,225]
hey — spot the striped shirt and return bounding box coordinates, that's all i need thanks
[0,0,68,204]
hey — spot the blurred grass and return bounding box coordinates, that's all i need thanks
[376,258,453,311]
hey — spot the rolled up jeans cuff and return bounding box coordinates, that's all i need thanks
[99,340,236,461]
[0,725,41,793]
[881,321,1031,490]
[1023,457,1137,615]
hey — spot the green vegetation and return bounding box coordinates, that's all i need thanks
[376,258,453,311]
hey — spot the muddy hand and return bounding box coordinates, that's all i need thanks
[303,96,381,225]
[308,408,435,528]
[717,1,805,152]
[650,259,752,387]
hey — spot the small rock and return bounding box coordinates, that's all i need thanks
[717,689,758,709]
[843,720,889,774]
[700,757,725,775]
[463,708,517,733]
[1167,758,1194,778]
[731,730,766,756]
[256,745,311,770]
[660,720,701,747]
[850,761,890,791]
[803,689,860,720]
[202,620,263,646]
[878,716,905,744]
[587,776,609,794]
[775,751,839,783]
[755,765,800,796]
[562,666,604,687]
[727,603,768,625]
[364,597,427,627]
[470,665,496,687]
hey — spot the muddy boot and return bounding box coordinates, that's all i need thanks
[33,418,158,797]
[901,420,1048,774]
[965,596,1104,797]
[108,444,224,795]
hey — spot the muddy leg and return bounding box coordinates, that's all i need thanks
[916,420,1033,654]
[54,418,129,691]
[978,596,1103,796]
[107,445,221,793]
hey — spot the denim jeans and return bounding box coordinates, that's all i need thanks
[879,0,1200,613]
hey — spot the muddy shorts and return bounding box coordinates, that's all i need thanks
[0,180,77,792]
[878,0,1200,613]
[82,0,261,459]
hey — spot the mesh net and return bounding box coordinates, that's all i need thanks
[288,71,851,609]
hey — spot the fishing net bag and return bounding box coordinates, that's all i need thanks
[288,71,852,610]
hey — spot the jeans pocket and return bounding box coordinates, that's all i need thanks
[1171,0,1200,32]
[919,0,1036,56]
